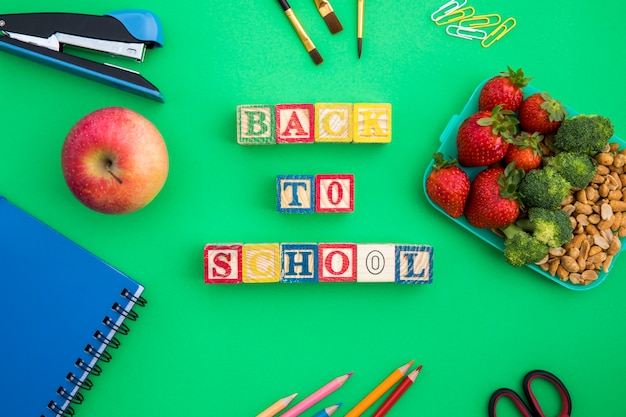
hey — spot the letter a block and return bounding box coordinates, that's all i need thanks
[353,103,392,143]
[204,244,243,284]
[395,245,433,284]
[315,174,354,212]
[280,243,318,283]
[318,243,357,282]
[356,244,396,283]
[237,104,276,145]
[277,175,315,213]
[276,104,315,144]
[315,103,353,143]
[243,243,281,283]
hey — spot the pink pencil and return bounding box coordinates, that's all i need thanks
[281,372,353,417]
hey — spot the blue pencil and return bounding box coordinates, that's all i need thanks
[311,403,342,417]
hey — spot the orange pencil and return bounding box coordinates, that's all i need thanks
[344,360,414,417]
[256,393,298,417]
[372,365,422,417]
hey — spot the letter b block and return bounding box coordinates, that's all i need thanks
[277,175,315,213]
[237,105,276,145]
[315,174,354,212]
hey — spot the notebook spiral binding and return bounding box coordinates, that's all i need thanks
[43,289,147,417]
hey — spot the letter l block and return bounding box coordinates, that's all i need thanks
[395,245,433,284]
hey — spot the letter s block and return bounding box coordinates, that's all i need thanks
[353,103,392,143]
[395,245,433,284]
[204,244,243,284]
[237,105,276,145]
[318,243,357,282]
[315,174,354,213]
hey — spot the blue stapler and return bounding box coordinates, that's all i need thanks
[0,10,164,102]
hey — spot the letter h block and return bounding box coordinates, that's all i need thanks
[204,244,243,284]
[280,243,318,283]
[315,174,354,212]
[277,175,315,213]
[237,104,276,145]
[276,104,315,144]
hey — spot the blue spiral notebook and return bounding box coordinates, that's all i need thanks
[0,196,146,417]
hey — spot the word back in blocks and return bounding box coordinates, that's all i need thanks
[237,103,392,144]
[204,243,433,284]
[277,174,354,213]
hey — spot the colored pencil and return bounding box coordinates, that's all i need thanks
[314,0,343,34]
[256,393,298,417]
[281,372,353,417]
[344,360,414,417]
[372,365,422,417]
[311,403,342,417]
[357,0,364,58]
[277,0,324,65]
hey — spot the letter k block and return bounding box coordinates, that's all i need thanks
[353,103,392,143]
[276,175,315,213]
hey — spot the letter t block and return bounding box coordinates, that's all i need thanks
[277,175,315,213]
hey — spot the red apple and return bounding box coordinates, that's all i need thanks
[61,107,169,214]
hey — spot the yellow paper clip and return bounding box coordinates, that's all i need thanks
[430,0,467,23]
[481,17,516,48]
[460,14,501,28]
[434,6,475,26]
[446,24,487,40]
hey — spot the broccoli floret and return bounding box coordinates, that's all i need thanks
[548,151,598,189]
[518,166,571,209]
[518,207,573,248]
[500,223,550,267]
[553,114,614,155]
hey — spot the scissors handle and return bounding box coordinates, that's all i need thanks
[488,370,571,417]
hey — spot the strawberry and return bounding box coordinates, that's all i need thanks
[464,163,524,229]
[426,153,470,218]
[456,105,519,167]
[503,131,543,172]
[478,66,531,112]
[518,91,567,135]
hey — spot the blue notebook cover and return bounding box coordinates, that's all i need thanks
[0,196,146,417]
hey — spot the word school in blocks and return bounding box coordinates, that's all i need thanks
[204,243,433,284]
[237,103,392,144]
[277,174,354,213]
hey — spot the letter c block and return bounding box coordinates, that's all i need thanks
[204,244,243,284]
[243,244,280,283]
[315,103,353,143]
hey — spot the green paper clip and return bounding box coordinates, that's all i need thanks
[460,13,501,28]
[430,0,467,23]
[446,24,487,40]
[434,6,475,26]
[481,17,516,48]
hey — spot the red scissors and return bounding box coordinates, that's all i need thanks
[488,370,572,417]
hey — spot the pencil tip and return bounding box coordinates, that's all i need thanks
[347,371,354,377]
[323,12,344,34]
[357,38,362,58]
[309,48,324,65]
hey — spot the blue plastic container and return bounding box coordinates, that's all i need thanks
[423,78,625,290]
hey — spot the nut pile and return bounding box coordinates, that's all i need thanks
[537,142,625,285]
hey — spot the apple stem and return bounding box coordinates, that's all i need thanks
[106,160,123,184]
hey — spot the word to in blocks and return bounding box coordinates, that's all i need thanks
[277,174,354,213]
[237,103,392,145]
[204,243,433,284]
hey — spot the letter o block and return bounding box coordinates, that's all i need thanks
[315,174,354,212]
[204,244,243,284]
[318,243,357,282]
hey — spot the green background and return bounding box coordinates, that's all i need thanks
[2,0,625,415]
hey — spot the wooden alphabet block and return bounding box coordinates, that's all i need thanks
[242,243,281,283]
[280,243,318,283]
[356,244,396,283]
[204,244,243,284]
[276,175,315,213]
[318,243,357,282]
[276,104,315,144]
[315,103,353,143]
[395,245,433,284]
[353,103,392,143]
[237,104,276,145]
[315,174,354,212]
